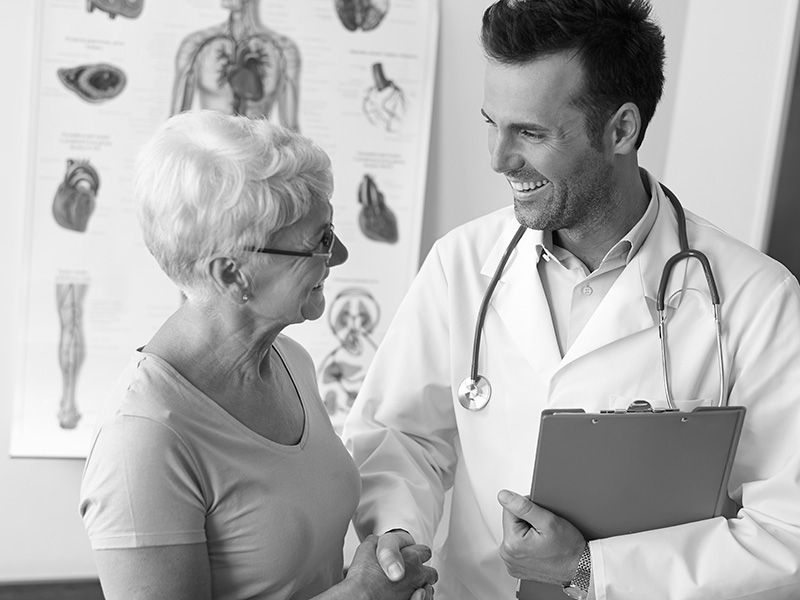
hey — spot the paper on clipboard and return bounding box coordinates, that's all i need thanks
[517,404,745,600]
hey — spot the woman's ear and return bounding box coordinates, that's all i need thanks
[207,256,250,304]
[607,102,641,156]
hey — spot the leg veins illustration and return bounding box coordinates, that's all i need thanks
[56,282,88,429]
[171,0,301,128]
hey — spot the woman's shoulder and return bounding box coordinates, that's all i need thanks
[92,350,216,451]
[275,334,314,368]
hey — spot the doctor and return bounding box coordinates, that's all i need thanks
[342,0,800,598]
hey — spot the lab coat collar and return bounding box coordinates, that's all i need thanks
[480,220,561,379]
[478,170,688,376]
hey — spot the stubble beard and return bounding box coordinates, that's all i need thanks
[513,157,615,234]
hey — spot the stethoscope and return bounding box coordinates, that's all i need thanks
[457,182,726,412]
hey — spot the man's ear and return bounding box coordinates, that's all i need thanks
[607,102,641,156]
[207,255,249,302]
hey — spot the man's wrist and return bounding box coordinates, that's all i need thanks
[562,542,591,599]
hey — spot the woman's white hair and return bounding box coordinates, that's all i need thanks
[134,110,333,299]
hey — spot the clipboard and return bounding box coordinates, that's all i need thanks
[517,402,746,600]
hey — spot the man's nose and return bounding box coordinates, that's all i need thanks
[489,130,524,174]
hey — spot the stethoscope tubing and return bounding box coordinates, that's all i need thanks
[467,225,527,383]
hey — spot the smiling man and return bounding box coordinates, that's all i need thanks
[343,1,800,599]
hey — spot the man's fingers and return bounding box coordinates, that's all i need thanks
[376,532,407,581]
[498,489,540,522]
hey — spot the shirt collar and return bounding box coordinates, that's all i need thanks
[534,182,659,268]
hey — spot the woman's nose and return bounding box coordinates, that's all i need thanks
[329,234,348,267]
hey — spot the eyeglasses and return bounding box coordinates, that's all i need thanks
[245,224,336,262]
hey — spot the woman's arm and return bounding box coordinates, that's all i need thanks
[93,543,212,600]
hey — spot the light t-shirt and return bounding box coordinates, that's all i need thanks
[80,335,361,600]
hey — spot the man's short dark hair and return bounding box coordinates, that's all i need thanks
[480,0,665,149]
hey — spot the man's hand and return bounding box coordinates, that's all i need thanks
[375,529,418,581]
[375,529,436,600]
[497,489,586,585]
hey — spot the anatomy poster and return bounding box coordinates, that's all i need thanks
[11,0,439,457]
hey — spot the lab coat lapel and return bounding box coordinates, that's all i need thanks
[481,222,562,380]
[563,187,687,364]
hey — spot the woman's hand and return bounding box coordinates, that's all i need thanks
[344,534,438,600]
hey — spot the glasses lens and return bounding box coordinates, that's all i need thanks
[321,225,335,253]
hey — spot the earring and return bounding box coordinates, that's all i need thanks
[241,293,249,302]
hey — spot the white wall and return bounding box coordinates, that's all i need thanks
[664,0,800,249]
[0,0,795,583]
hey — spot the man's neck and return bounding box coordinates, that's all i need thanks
[552,169,651,272]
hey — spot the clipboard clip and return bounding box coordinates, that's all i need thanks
[601,399,679,414]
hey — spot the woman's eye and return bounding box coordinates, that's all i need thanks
[320,226,335,249]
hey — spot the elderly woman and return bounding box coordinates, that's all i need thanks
[80,110,436,600]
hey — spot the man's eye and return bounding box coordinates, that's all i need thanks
[521,130,545,140]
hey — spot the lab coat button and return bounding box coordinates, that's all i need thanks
[582,286,593,296]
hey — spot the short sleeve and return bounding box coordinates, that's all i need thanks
[80,415,207,549]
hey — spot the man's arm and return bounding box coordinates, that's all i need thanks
[587,275,800,598]
[343,243,460,547]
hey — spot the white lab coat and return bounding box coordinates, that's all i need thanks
[343,173,800,600]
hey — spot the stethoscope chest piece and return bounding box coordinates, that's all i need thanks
[457,376,492,411]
